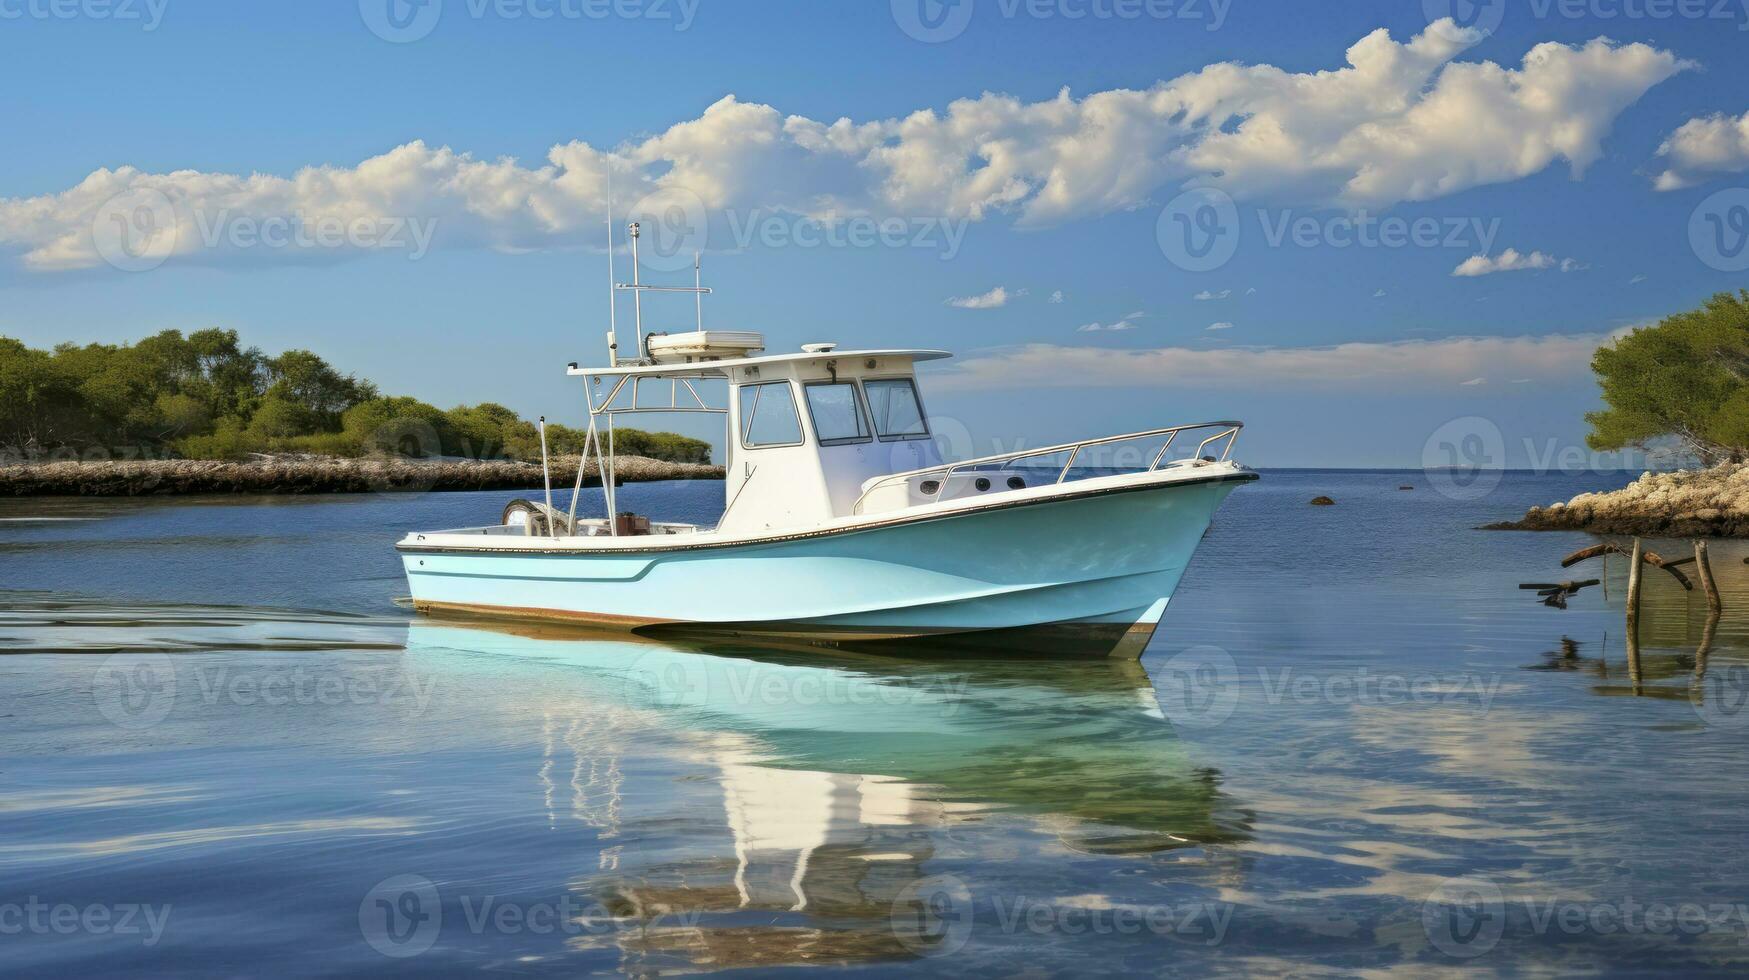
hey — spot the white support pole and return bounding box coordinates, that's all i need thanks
[605,413,618,533]
[538,416,555,537]
[566,412,594,531]
[606,203,618,365]
[629,222,644,361]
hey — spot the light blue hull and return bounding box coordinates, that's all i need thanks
[401,475,1250,657]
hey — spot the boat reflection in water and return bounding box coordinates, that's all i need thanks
[405,617,1252,971]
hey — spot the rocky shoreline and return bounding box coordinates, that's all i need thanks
[1484,464,1749,538]
[0,455,724,497]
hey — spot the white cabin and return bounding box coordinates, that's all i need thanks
[568,337,950,534]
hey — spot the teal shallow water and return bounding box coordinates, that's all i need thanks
[3,472,1748,976]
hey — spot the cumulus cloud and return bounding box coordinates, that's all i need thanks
[0,23,1686,272]
[1194,289,1231,300]
[947,286,1009,309]
[1452,248,1585,277]
[933,332,1612,392]
[1652,110,1749,190]
[1048,290,1064,303]
[1206,321,1234,331]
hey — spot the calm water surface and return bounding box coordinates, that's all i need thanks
[3,471,1747,977]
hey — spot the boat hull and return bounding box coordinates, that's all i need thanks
[401,473,1251,658]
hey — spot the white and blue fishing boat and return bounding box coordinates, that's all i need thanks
[398,223,1256,657]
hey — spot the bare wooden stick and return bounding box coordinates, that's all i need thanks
[1695,540,1722,616]
[1560,542,1694,591]
[1626,537,1644,655]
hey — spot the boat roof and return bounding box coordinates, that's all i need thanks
[566,348,952,379]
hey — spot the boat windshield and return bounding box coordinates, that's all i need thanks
[804,382,871,445]
[740,382,803,447]
[864,378,928,439]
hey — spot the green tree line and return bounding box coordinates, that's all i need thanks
[0,329,711,464]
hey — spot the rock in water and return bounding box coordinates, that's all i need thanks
[1399,485,1414,490]
[1310,496,1336,506]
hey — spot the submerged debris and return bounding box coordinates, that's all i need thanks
[1309,496,1336,506]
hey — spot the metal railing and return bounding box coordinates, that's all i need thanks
[851,421,1243,515]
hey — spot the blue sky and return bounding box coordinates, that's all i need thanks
[3,0,1747,467]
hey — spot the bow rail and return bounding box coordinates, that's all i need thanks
[852,421,1244,515]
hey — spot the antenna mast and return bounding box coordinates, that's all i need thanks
[605,199,618,366]
[629,221,644,360]
[613,220,712,364]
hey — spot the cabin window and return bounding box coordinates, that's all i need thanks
[739,382,803,448]
[803,382,871,445]
[863,378,929,440]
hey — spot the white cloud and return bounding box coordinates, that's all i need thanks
[1194,289,1231,300]
[1461,377,1487,386]
[1078,311,1145,332]
[1373,288,1387,297]
[947,286,1009,309]
[0,24,1687,272]
[1629,274,1648,284]
[1206,321,1234,331]
[934,332,1613,392]
[1651,110,1749,190]
[1048,290,1064,303]
[1452,248,1585,277]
